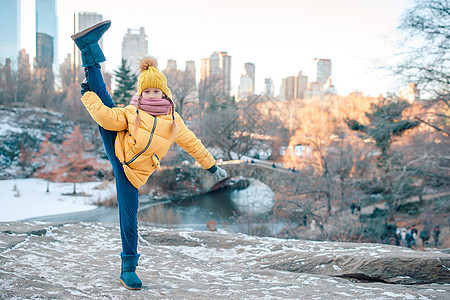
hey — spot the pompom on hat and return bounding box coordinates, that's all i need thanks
[137,56,172,99]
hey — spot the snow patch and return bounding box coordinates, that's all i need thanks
[230,178,274,215]
[0,178,115,221]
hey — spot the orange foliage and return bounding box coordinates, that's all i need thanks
[281,93,379,173]
[55,125,98,184]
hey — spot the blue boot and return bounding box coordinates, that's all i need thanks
[119,253,142,290]
[71,20,111,67]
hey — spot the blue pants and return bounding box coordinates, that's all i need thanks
[85,64,139,256]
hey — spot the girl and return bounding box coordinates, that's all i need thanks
[71,20,227,290]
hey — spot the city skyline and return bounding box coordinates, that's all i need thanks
[17,0,410,97]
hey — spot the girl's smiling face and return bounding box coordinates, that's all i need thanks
[142,87,163,99]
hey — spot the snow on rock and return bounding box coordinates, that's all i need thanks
[230,178,274,215]
[0,178,114,221]
[0,105,73,177]
[0,221,449,299]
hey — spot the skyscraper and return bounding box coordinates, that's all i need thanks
[238,74,253,101]
[185,60,196,89]
[18,49,30,76]
[264,78,274,97]
[76,12,103,70]
[185,60,196,78]
[36,32,53,70]
[314,58,332,85]
[122,27,148,72]
[36,0,57,70]
[296,71,308,99]
[244,62,255,95]
[209,51,231,97]
[238,62,255,101]
[0,0,21,63]
[280,76,297,100]
[165,59,177,72]
[199,58,211,82]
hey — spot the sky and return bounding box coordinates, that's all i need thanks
[21,0,410,97]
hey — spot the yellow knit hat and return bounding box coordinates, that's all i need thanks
[137,56,172,99]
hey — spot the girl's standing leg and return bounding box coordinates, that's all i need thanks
[85,64,139,256]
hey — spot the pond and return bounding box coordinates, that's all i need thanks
[138,178,291,236]
[26,178,293,237]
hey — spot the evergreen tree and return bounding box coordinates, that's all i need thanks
[347,99,420,159]
[347,98,421,221]
[113,59,137,106]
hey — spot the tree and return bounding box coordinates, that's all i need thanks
[198,75,227,116]
[55,125,98,194]
[113,59,137,106]
[32,68,55,108]
[202,104,254,160]
[397,0,449,96]
[33,134,58,192]
[394,0,450,135]
[347,98,420,159]
[347,98,421,221]
[164,69,196,118]
[285,98,373,216]
[0,59,17,105]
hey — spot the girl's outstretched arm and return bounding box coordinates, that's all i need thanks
[81,91,128,131]
[174,112,215,169]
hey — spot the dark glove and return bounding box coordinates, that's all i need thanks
[80,78,91,96]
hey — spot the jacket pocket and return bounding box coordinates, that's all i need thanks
[122,117,157,166]
[152,153,161,170]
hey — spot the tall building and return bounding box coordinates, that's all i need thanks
[314,58,332,85]
[296,71,308,99]
[36,0,57,70]
[122,27,148,72]
[35,32,53,70]
[18,49,30,76]
[76,12,103,70]
[238,74,253,101]
[185,60,196,89]
[264,78,274,97]
[399,83,420,103]
[237,62,255,100]
[59,53,73,89]
[209,51,231,97]
[165,59,177,72]
[244,62,255,94]
[280,76,297,100]
[185,60,196,77]
[0,0,21,63]
[199,58,211,82]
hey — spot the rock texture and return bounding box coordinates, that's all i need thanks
[0,221,449,299]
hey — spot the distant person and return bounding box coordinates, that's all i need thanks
[395,229,401,246]
[433,226,440,247]
[71,20,227,290]
[303,214,307,227]
[411,228,418,248]
[405,230,414,248]
[420,230,428,247]
[350,202,356,214]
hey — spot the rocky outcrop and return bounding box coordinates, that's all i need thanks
[0,221,449,299]
[0,105,73,177]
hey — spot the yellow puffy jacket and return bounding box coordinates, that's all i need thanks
[81,91,215,188]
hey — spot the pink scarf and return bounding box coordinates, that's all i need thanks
[129,94,172,116]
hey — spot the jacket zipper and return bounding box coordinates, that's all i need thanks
[123,117,157,166]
